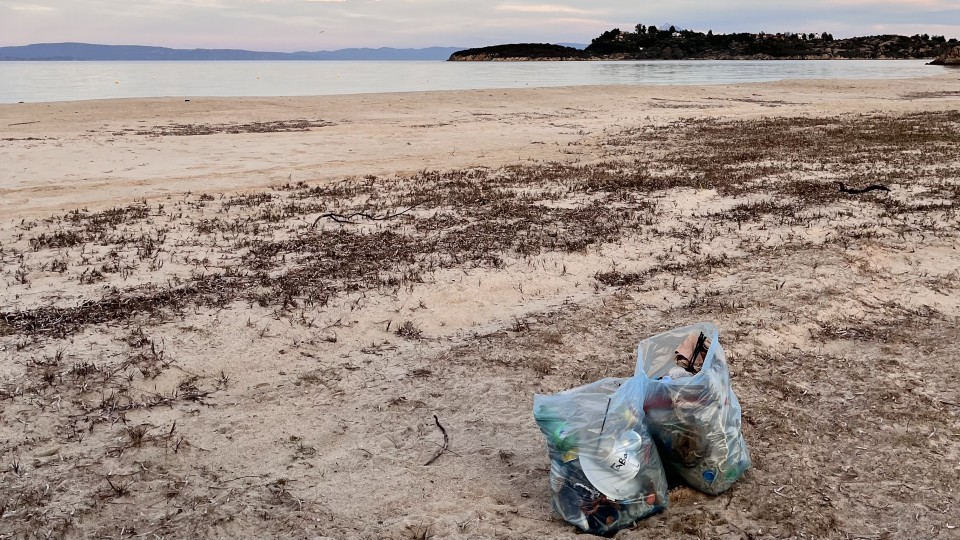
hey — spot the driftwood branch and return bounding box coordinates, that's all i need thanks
[837,182,890,194]
[424,414,450,466]
[311,204,419,227]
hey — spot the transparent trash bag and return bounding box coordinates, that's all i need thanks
[635,322,751,495]
[533,378,668,535]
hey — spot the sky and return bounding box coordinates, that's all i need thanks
[2,0,958,51]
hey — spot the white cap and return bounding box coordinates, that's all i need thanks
[578,430,645,500]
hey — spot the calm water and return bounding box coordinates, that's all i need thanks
[0,60,942,103]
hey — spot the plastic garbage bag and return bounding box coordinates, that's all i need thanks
[635,322,751,495]
[533,377,668,534]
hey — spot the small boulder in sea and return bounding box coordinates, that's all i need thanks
[929,45,960,66]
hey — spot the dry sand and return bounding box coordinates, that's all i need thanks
[1,71,960,539]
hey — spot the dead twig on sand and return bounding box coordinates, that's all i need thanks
[424,415,450,466]
[310,204,419,227]
[837,182,890,194]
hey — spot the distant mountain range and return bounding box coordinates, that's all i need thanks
[0,43,469,61]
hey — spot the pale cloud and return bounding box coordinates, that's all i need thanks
[829,0,952,5]
[138,0,227,7]
[0,0,956,50]
[7,2,55,11]
[496,3,603,15]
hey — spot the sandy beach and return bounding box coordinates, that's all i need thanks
[2,72,960,539]
[3,73,959,219]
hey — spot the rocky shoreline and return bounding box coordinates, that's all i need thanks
[929,45,960,65]
[449,44,960,66]
[450,53,940,61]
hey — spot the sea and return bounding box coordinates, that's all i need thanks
[0,59,942,104]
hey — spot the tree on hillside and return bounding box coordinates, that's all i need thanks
[586,28,628,54]
[591,28,621,44]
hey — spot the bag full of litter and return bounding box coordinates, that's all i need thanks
[533,377,668,535]
[635,322,751,495]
